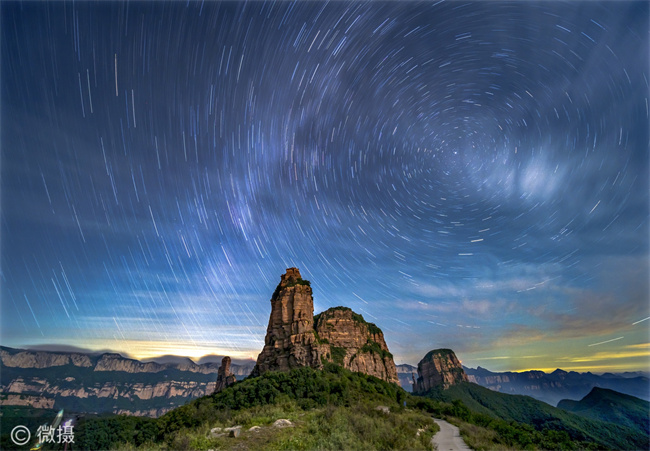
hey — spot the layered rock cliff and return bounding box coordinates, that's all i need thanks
[413,348,468,392]
[250,268,324,376]
[314,307,399,384]
[250,268,399,384]
[0,346,254,417]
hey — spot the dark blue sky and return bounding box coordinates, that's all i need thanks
[2,1,648,372]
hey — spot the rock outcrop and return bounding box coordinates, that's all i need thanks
[314,307,399,384]
[0,394,55,409]
[413,349,468,392]
[214,356,236,393]
[0,348,93,368]
[250,268,399,384]
[250,268,324,376]
[0,346,255,375]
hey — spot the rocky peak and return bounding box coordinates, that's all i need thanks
[280,267,302,286]
[314,307,399,384]
[413,348,468,392]
[214,356,236,393]
[250,268,321,377]
[250,269,399,384]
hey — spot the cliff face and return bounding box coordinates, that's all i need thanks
[396,363,417,392]
[413,348,468,392]
[0,349,93,368]
[251,268,399,384]
[250,268,324,376]
[0,346,254,417]
[314,307,399,384]
[0,347,254,375]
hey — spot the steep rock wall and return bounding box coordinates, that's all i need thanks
[413,348,468,392]
[251,268,398,384]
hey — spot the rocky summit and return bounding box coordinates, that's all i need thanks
[250,268,323,375]
[250,268,399,384]
[314,307,398,383]
[413,348,468,392]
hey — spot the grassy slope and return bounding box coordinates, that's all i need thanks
[68,368,650,450]
[429,382,649,450]
[558,387,650,433]
[75,364,437,450]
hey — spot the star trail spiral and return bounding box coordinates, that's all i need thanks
[2,1,648,371]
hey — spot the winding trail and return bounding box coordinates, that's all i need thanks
[431,419,472,451]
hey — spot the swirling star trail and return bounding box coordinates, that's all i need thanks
[2,1,648,372]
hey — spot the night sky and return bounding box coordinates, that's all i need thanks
[2,1,648,373]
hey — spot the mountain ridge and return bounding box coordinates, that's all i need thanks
[425,381,650,450]
[1,345,254,375]
[558,386,650,433]
[464,364,650,405]
[0,345,254,417]
[250,268,399,383]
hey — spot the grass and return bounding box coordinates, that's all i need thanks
[453,420,514,451]
[360,340,393,360]
[73,364,442,450]
[64,362,649,450]
[113,401,438,451]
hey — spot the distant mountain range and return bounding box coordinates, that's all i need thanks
[398,362,649,408]
[0,346,254,417]
[463,365,650,406]
[3,345,648,417]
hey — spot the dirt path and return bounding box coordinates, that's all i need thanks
[431,418,472,450]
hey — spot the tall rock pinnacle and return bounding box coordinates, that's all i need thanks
[213,356,236,393]
[250,268,322,376]
[250,268,399,384]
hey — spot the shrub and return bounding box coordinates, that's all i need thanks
[330,346,347,365]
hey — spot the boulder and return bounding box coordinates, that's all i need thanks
[224,426,241,438]
[273,418,293,428]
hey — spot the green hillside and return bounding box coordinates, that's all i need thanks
[0,406,60,450]
[75,364,437,450]
[40,366,649,450]
[558,387,650,433]
[423,382,649,450]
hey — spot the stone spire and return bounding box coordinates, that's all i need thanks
[213,356,236,393]
[249,268,322,377]
[249,268,399,385]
